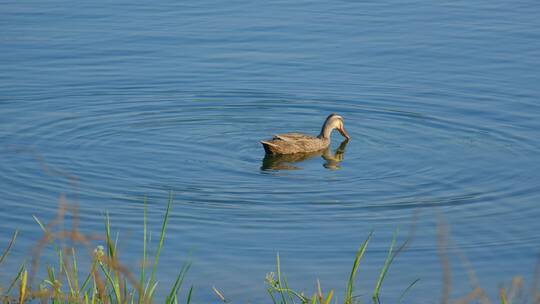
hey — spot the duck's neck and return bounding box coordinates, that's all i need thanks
[318,122,334,139]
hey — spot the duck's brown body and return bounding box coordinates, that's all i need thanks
[261,114,350,155]
[261,133,329,154]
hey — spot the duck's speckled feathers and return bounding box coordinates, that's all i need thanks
[261,133,329,154]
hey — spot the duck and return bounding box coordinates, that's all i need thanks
[261,113,350,155]
[261,138,350,170]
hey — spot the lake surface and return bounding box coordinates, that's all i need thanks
[1,0,540,302]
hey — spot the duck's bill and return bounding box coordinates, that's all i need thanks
[338,127,351,139]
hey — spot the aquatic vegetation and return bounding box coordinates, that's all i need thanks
[0,194,192,304]
[0,197,538,303]
[262,230,417,304]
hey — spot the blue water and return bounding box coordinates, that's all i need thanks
[1,0,540,302]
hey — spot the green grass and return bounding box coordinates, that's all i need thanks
[264,229,415,304]
[0,194,191,304]
[0,197,538,303]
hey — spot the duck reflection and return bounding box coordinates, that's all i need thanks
[261,139,349,171]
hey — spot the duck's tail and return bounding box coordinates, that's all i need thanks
[260,141,278,154]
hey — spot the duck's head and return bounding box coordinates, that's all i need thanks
[319,113,351,140]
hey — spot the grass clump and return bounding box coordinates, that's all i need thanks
[263,230,416,304]
[0,193,191,304]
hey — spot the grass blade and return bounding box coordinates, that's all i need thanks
[276,253,288,304]
[105,212,114,260]
[147,281,159,300]
[72,247,80,296]
[138,197,148,304]
[213,286,227,303]
[324,289,334,304]
[345,231,373,304]
[398,278,420,303]
[268,287,278,304]
[148,191,173,299]
[7,263,26,294]
[373,230,398,303]
[166,262,191,304]
[33,215,47,233]
[186,285,194,304]
[80,260,98,293]
[19,270,28,304]
[500,288,508,304]
[0,230,18,266]
[99,262,121,304]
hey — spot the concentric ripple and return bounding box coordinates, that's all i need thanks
[2,91,540,303]
[1,90,538,232]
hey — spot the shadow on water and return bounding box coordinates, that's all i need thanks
[261,139,350,171]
